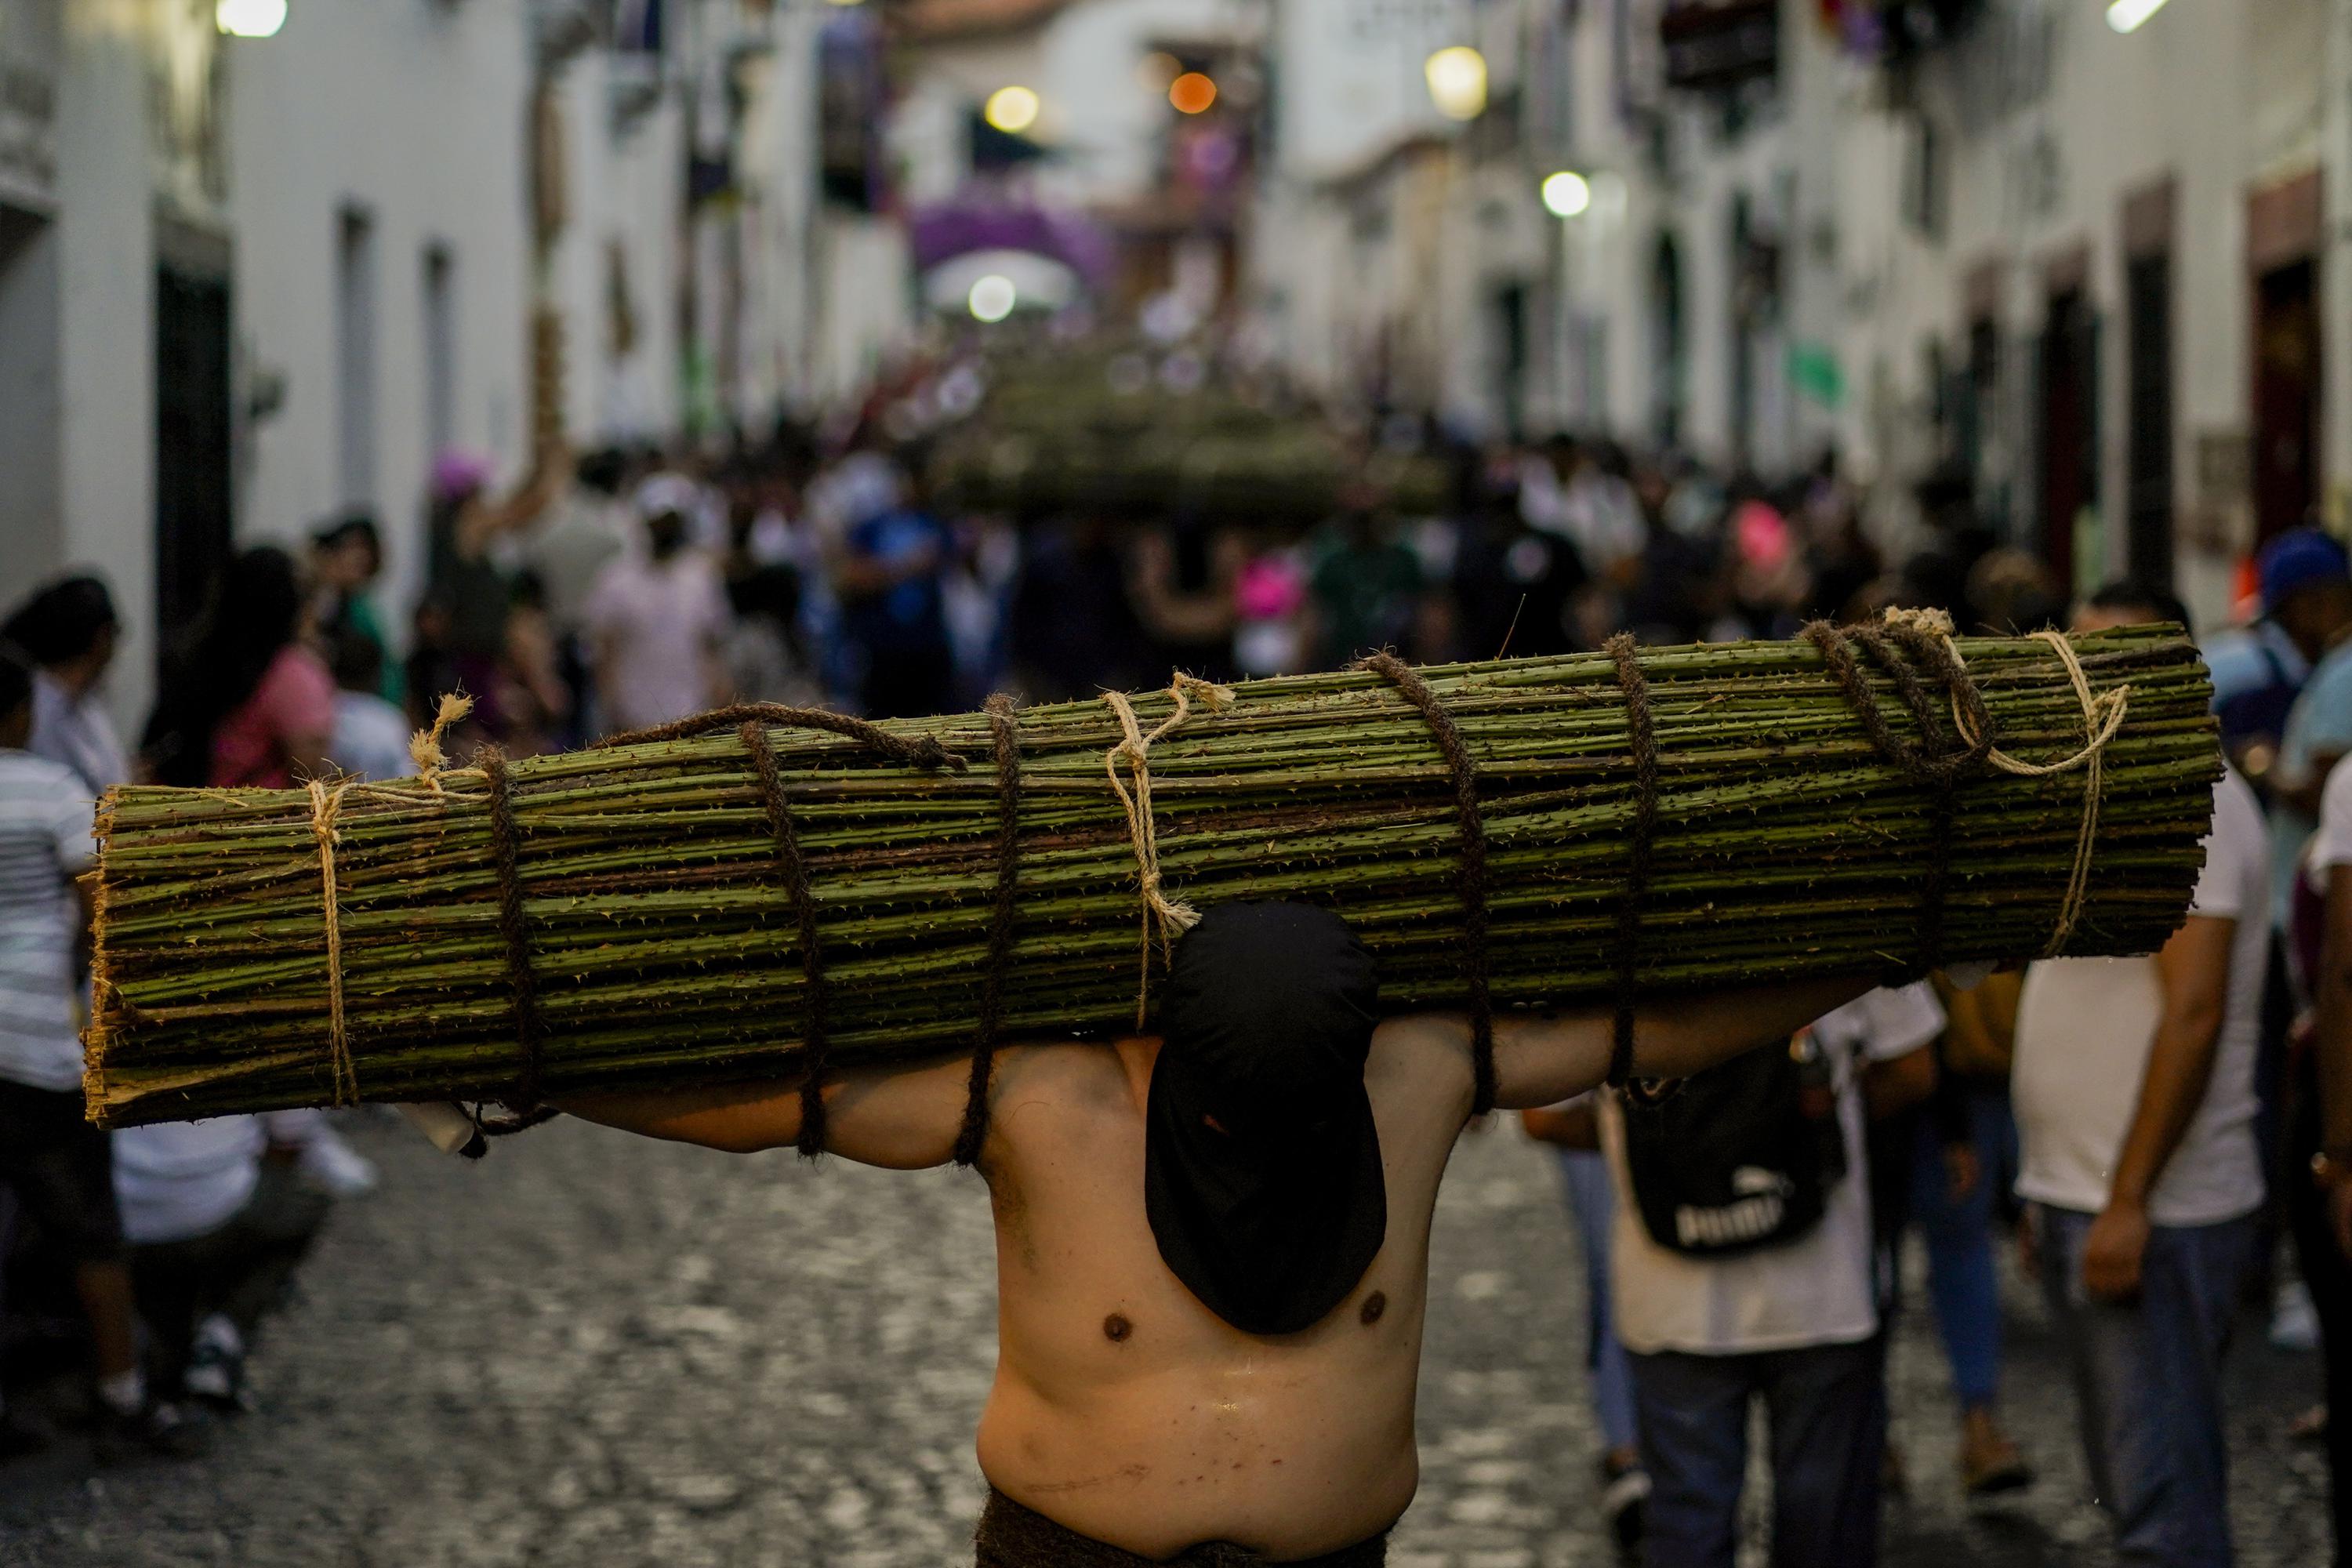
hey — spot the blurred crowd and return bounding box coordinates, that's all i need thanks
[5,408,2352,1568]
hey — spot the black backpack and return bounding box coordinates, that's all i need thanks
[1619,1033,1848,1258]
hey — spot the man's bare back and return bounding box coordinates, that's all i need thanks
[567,975,1864,1562]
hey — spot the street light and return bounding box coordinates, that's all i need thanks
[984,85,1040,134]
[968,274,1018,323]
[1423,46,1487,122]
[216,0,287,37]
[2106,0,2170,32]
[1541,170,1592,219]
[1169,72,1218,115]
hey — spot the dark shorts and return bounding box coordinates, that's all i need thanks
[0,1079,125,1264]
[975,1487,1390,1567]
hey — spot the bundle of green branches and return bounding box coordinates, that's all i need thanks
[85,626,2219,1128]
[928,430,1449,523]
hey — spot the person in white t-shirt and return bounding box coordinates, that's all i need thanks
[2012,584,2270,1568]
[1598,982,1943,1568]
[113,1112,335,1412]
[0,653,201,1462]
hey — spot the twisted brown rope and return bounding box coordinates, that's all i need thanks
[954,695,1025,1169]
[594,704,968,1154]
[1353,653,1496,1116]
[478,749,548,1113]
[1803,620,1976,977]
[1602,636,1660,1090]
[597,702,969,775]
[1884,609,2130,956]
[735,720,834,1159]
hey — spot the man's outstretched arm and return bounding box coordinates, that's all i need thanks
[1486,975,1876,1112]
[561,1051,976,1170]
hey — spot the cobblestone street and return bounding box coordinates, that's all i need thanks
[0,1113,2331,1567]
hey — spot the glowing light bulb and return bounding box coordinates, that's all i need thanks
[216,0,288,37]
[984,85,1040,134]
[2107,0,2170,31]
[1424,46,1487,122]
[1541,171,1592,219]
[968,275,1018,323]
[1169,72,1218,114]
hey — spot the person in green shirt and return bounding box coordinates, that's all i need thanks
[1308,489,1424,668]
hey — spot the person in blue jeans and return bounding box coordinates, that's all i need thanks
[1903,1079,2032,1490]
[1599,984,1944,1567]
[2012,584,2274,1567]
[1523,1101,1648,1558]
[1869,970,2032,1497]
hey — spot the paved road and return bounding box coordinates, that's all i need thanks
[0,1113,2331,1566]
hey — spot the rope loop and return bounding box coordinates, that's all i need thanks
[1602,635,1661,1091]
[954,694,1025,1169]
[1352,652,1497,1116]
[734,720,834,1159]
[597,702,968,775]
[1808,608,2132,960]
[478,748,548,1113]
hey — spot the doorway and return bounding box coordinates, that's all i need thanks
[2038,288,2097,600]
[154,263,234,677]
[2253,258,2320,543]
[2125,249,2175,586]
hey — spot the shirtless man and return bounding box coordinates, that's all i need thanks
[564,902,1869,1564]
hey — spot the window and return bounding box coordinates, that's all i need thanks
[336,205,378,510]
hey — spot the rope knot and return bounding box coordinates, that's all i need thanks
[305,777,358,1105]
[1882,606,1957,640]
[409,692,474,789]
[1102,673,1233,1025]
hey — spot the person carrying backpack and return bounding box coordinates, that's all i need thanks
[1599,984,1944,1568]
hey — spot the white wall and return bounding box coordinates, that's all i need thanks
[54,0,157,731]
[548,47,686,447]
[229,0,535,626]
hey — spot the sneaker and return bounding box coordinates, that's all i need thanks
[2272,1279,2321,1352]
[93,1400,209,1466]
[296,1129,379,1198]
[181,1339,249,1414]
[1960,1425,2034,1498]
[1599,1457,1650,1559]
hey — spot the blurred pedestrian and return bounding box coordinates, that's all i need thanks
[1868,968,2034,1499]
[144,546,334,789]
[1602,984,1944,1568]
[309,514,401,706]
[1307,489,1422,666]
[585,476,732,735]
[112,1114,333,1413]
[1523,1097,1649,1559]
[417,443,570,728]
[834,465,954,718]
[2,575,128,796]
[2269,532,2352,916]
[2292,720,2352,1564]
[325,622,413,783]
[1010,517,1152,699]
[2012,583,2270,1567]
[0,651,201,1461]
[2206,530,2341,797]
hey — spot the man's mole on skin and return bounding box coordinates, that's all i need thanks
[1359,1290,1387,1326]
[1104,1312,1133,1342]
